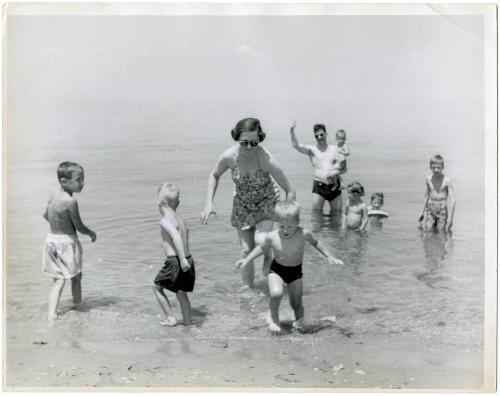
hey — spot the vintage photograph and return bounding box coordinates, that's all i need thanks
[3,2,497,392]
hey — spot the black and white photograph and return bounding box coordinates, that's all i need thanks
[3,2,497,392]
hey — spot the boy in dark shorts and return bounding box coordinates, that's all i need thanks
[236,201,343,334]
[153,182,195,326]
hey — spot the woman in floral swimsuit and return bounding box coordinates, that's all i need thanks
[199,118,296,288]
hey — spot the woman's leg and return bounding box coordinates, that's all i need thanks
[236,227,256,288]
[256,220,275,276]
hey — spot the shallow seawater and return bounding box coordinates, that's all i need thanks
[6,125,484,355]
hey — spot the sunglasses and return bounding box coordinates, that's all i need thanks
[240,140,259,147]
[314,133,326,139]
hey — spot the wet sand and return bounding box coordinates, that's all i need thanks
[5,306,484,391]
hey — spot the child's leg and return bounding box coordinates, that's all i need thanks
[176,291,192,326]
[287,279,304,327]
[237,228,256,288]
[268,273,285,333]
[48,278,65,321]
[152,285,176,325]
[71,273,82,307]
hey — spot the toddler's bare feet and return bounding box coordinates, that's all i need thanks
[159,316,177,326]
[269,322,281,335]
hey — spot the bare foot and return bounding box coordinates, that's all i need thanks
[292,318,305,331]
[269,322,281,335]
[159,316,177,326]
[48,313,61,326]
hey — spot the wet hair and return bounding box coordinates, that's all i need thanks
[57,161,83,181]
[230,118,266,142]
[371,192,384,203]
[274,200,300,221]
[157,182,180,205]
[336,129,346,137]
[347,181,364,195]
[313,124,326,133]
[430,154,444,167]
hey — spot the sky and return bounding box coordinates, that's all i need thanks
[4,8,488,150]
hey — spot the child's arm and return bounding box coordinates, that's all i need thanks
[446,178,456,230]
[418,179,430,223]
[235,245,264,269]
[358,203,369,231]
[304,230,343,266]
[290,121,311,155]
[235,234,272,269]
[67,199,96,241]
[160,218,190,271]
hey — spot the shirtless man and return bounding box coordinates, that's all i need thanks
[290,121,346,215]
[418,154,455,231]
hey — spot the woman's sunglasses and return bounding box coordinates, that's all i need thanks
[240,140,259,147]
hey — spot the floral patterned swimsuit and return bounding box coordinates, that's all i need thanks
[230,157,280,230]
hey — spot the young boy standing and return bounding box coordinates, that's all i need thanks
[236,201,343,334]
[418,154,455,231]
[42,161,96,323]
[153,182,195,326]
[342,182,369,230]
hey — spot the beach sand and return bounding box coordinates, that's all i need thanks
[5,304,483,391]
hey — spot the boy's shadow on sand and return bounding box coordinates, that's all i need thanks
[279,318,337,335]
[59,296,120,314]
[191,305,209,326]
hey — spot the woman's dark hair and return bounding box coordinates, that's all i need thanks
[231,118,266,142]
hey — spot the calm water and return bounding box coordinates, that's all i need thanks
[6,123,484,351]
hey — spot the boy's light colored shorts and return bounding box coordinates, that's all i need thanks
[42,233,82,279]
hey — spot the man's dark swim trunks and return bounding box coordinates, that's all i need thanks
[312,180,342,201]
[269,259,303,284]
[154,255,195,292]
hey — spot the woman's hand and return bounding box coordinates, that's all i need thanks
[199,204,216,225]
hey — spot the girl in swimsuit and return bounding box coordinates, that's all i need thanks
[199,118,296,288]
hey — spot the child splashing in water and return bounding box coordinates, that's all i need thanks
[236,201,343,334]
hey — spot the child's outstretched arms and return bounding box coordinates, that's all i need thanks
[235,233,272,269]
[235,245,264,269]
[304,230,343,266]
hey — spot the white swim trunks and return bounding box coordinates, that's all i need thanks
[42,233,82,279]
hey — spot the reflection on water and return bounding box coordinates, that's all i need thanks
[416,230,453,289]
[5,131,485,364]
